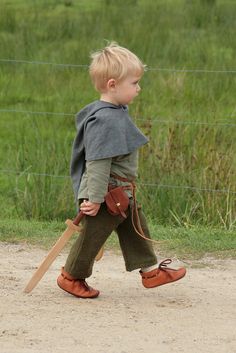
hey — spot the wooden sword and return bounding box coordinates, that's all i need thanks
[23,211,103,293]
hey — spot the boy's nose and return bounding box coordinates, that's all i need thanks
[137,84,141,92]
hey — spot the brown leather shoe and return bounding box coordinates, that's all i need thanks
[140,259,186,288]
[57,267,99,298]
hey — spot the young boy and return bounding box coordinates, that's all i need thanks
[57,43,186,298]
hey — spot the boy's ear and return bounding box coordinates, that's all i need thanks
[107,78,116,90]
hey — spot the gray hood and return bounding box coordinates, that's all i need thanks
[70,100,148,200]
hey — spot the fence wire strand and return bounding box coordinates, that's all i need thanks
[0,169,235,195]
[1,58,236,74]
[1,108,236,127]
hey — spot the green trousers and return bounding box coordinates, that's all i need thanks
[64,203,157,279]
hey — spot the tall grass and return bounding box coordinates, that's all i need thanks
[0,0,235,227]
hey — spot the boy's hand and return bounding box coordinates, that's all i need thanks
[80,200,101,216]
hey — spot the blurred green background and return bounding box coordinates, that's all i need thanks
[0,0,235,230]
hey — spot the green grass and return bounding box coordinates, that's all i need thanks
[0,218,235,259]
[0,0,235,228]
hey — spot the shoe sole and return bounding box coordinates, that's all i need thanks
[57,280,100,299]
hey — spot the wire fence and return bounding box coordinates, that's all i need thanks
[0,58,235,198]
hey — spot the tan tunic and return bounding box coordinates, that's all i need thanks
[78,150,138,203]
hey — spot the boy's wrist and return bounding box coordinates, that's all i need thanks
[88,195,105,204]
[88,201,101,206]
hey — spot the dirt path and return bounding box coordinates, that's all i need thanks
[0,242,235,353]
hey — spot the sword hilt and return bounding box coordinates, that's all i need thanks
[73,210,85,226]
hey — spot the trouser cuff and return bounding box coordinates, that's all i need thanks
[125,260,158,272]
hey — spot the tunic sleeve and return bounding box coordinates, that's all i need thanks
[86,158,112,203]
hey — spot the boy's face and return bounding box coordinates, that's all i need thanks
[111,74,142,106]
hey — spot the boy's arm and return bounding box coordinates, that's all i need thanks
[80,158,112,216]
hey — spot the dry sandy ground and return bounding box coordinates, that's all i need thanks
[0,242,236,353]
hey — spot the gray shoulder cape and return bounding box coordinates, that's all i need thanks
[70,100,148,199]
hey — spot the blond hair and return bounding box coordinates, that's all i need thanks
[89,42,146,92]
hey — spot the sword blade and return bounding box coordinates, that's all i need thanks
[23,219,80,293]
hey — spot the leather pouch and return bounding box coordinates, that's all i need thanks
[105,186,130,218]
